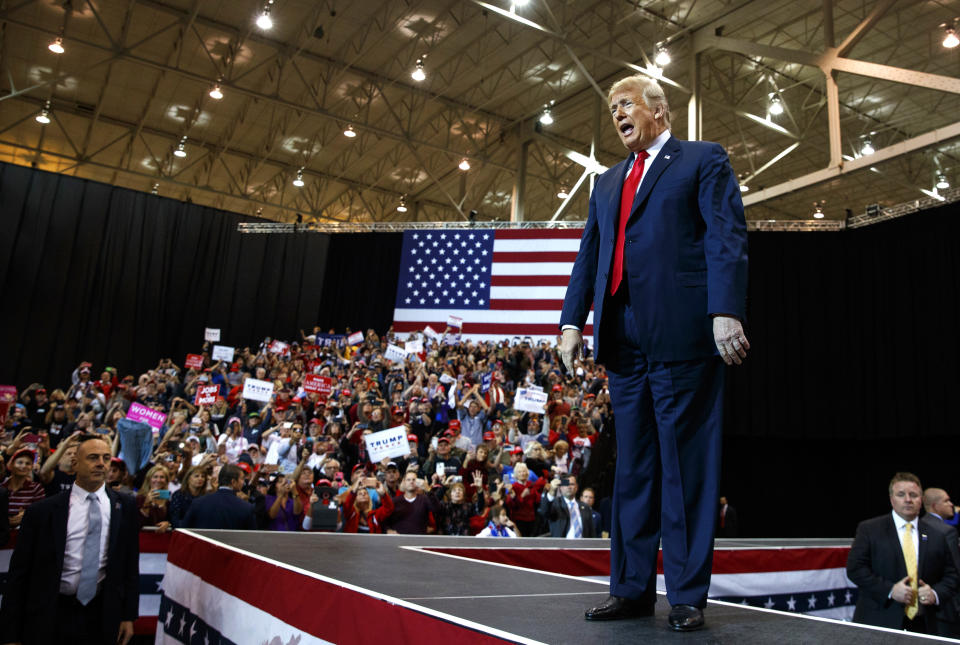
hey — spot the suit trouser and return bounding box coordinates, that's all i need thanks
[603,287,723,608]
[55,592,106,645]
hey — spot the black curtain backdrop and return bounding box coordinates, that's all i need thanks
[4,161,960,537]
[0,162,329,386]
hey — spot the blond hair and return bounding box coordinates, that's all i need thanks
[608,75,671,127]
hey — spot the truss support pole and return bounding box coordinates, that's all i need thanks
[687,52,702,142]
[511,140,530,222]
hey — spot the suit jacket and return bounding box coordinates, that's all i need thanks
[847,514,959,631]
[538,493,597,538]
[0,486,140,644]
[559,135,748,362]
[183,488,257,530]
[927,513,960,636]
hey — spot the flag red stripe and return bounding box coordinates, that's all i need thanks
[488,299,564,310]
[495,229,583,239]
[391,321,591,335]
[490,275,570,286]
[492,251,578,263]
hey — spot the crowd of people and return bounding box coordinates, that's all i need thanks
[1,326,620,542]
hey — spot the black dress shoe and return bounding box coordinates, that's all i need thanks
[584,595,656,621]
[668,604,705,631]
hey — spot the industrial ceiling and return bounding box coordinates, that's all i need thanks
[1,0,958,227]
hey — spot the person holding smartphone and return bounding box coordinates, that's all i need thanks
[136,465,172,531]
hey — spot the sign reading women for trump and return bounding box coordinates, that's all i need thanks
[242,378,274,402]
[514,388,548,413]
[363,426,413,462]
[127,402,167,429]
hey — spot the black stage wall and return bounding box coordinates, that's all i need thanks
[3,161,959,537]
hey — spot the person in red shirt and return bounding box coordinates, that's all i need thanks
[506,462,541,538]
[341,479,393,533]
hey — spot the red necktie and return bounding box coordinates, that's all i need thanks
[610,150,650,296]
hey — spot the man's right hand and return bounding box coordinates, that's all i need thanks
[891,576,916,605]
[559,328,582,374]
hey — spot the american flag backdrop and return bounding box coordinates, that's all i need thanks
[391,228,594,342]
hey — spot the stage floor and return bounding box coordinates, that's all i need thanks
[176,531,954,644]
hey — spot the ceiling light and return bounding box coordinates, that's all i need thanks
[654,46,671,67]
[343,124,357,138]
[539,102,554,125]
[397,196,408,213]
[557,187,569,199]
[411,57,426,82]
[151,183,160,195]
[458,158,471,171]
[174,137,187,158]
[209,83,223,100]
[739,183,749,193]
[768,94,783,117]
[860,138,875,155]
[812,201,825,219]
[48,36,64,54]
[256,2,273,30]
[293,168,305,187]
[943,25,959,49]
[35,102,51,124]
[937,174,950,190]
[738,173,749,192]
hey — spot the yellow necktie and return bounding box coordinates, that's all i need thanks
[903,523,919,619]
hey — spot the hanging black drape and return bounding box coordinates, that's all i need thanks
[4,160,960,537]
[0,162,329,386]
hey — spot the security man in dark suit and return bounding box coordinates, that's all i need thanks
[0,434,139,645]
[923,486,960,637]
[847,472,959,634]
[539,475,597,539]
[183,464,257,530]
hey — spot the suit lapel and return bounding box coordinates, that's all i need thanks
[887,516,908,579]
[53,491,70,575]
[629,135,681,220]
[918,517,928,579]
[606,158,630,228]
[106,487,121,556]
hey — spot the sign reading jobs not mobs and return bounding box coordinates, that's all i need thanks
[514,387,548,414]
[242,378,274,402]
[364,425,414,462]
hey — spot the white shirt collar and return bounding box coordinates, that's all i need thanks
[892,509,919,532]
[71,481,108,505]
[628,129,671,165]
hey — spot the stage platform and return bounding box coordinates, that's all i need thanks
[155,531,957,644]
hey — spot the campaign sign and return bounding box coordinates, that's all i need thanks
[447,315,463,328]
[439,373,456,385]
[364,425,413,462]
[481,372,492,393]
[0,385,16,404]
[269,340,289,355]
[405,339,424,354]
[384,344,407,363]
[443,333,461,346]
[242,378,274,402]
[127,402,167,429]
[423,325,440,340]
[514,388,548,414]
[315,333,346,348]
[185,354,204,370]
[211,345,234,362]
[347,331,364,346]
[303,374,333,397]
[194,384,219,406]
[204,328,221,342]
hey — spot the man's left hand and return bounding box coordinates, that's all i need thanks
[117,620,134,645]
[713,316,750,366]
[919,580,937,605]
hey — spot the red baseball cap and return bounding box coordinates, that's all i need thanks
[407,434,418,443]
[552,384,562,392]
[510,445,523,455]
[483,431,495,441]
[448,419,461,430]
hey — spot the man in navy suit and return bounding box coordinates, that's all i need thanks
[0,434,139,644]
[183,464,257,530]
[559,74,748,631]
[847,473,959,634]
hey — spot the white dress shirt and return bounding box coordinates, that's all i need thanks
[890,510,938,604]
[61,482,111,594]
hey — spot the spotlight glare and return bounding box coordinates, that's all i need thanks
[860,139,875,156]
[35,110,51,125]
[944,27,959,49]
[936,174,950,190]
[48,37,64,54]
[812,202,825,219]
[739,184,750,193]
[174,140,187,158]
[343,124,357,138]
[256,9,273,30]
[557,188,569,199]
[293,177,304,187]
[397,203,408,213]
[458,158,471,171]
[654,47,671,67]
[209,84,223,100]
[539,108,554,125]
